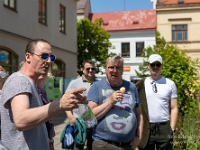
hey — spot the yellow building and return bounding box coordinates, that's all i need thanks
[156,0,200,60]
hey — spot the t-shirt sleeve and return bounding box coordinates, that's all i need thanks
[2,76,32,109]
[171,81,177,99]
[65,80,75,92]
[87,82,99,104]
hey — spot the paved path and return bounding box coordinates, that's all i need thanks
[51,112,68,150]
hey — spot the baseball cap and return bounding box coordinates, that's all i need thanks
[148,54,162,64]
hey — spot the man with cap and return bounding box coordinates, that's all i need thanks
[136,54,178,150]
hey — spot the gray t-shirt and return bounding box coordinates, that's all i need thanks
[0,72,49,150]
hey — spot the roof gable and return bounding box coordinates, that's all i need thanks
[90,10,156,32]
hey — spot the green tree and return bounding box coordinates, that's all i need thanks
[136,32,200,116]
[77,18,113,75]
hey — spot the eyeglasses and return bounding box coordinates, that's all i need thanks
[151,81,157,93]
[108,66,122,71]
[31,52,56,62]
[150,63,161,68]
[86,68,95,71]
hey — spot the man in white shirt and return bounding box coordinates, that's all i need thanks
[136,54,178,150]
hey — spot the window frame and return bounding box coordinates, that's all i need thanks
[136,42,144,57]
[0,46,18,75]
[4,0,17,11]
[121,42,130,58]
[38,0,47,25]
[59,4,66,33]
[172,24,188,42]
[52,59,66,78]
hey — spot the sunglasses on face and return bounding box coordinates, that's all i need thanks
[31,53,56,62]
[151,81,157,93]
[150,63,161,68]
[86,67,95,71]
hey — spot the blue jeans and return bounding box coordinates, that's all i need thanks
[92,140,133,150]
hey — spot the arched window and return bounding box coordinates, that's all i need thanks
[52,59,65,78]
[0,46,18,75]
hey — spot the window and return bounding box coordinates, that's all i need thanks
[172,25,187,41]
[0,47,18,75]
[4,0,16,10]
[38,0,47,24]
[121,43,130,58]
[52,59,66,78]
[136,42,144,57]
[59,4,66,33]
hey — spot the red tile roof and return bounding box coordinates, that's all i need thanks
[90,10,156,32]
[158,0,200,5]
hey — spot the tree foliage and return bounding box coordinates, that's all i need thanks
[136,32,200,116]
[77,18,113,75]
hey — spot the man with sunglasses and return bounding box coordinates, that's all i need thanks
[136,54,178,150]
[65,60,96,150]
[0,39,87,150]
[87,55,143,150]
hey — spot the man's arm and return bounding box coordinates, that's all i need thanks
[131,106,143,149]
[170,98,178,130]
[88,90,124,120]
[11,88,87,131]
[135,106,143,139]
[65,111,76,126]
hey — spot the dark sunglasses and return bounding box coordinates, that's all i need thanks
[150,63,161,68]
[31,53,56,62]
[151,81,157,93]
[86,67,95,71]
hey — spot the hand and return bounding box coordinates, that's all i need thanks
[109,90,124,105]
[59,87,87,111]
[69,116,76,126]
[130,136,141,150]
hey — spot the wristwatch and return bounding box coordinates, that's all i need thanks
[172,129,176,133]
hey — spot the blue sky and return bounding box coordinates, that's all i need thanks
[90,0,153,13]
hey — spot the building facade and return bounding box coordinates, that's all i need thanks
[90,10,156,81]
[77,0,91,20]
[0,0,78,78]
[156,0,200,60]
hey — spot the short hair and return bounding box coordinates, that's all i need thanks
[106,55,124,67]
[81,60,95,68]
[25,39,50,54]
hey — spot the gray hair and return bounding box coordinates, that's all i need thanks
[106,55,124,67]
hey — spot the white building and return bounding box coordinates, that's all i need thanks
[90,10,156,82]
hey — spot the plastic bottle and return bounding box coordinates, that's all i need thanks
[78,104,97,128]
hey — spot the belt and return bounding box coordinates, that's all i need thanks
[150,120,169,125]
[104,140,130,147]
[150,121,169,136]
